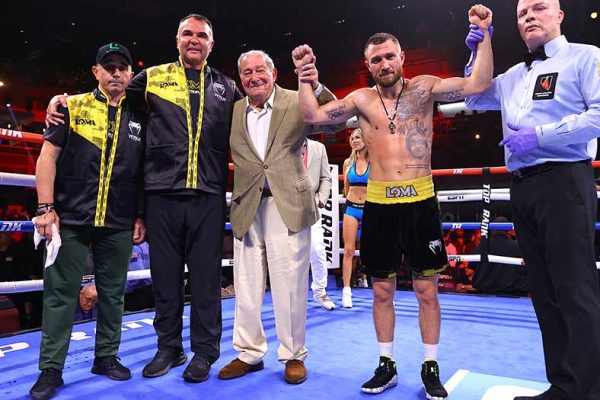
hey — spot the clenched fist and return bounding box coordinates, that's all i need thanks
[468,4,493,30]
[292,44,316,70]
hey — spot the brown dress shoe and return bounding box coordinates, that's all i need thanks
[218,358,264,380]
[284,360,307,384]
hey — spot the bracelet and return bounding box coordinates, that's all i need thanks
[36,204,55,216]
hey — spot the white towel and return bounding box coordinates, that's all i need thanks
[32,217,62,268]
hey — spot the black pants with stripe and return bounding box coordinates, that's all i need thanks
[146,192,225,364]
[511,160,600,399]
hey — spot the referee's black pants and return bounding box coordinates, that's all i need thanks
[511,160,600,400]
[146,192,225,364]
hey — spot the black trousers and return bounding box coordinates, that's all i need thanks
[146,193,225,363]
[511,160,600,399]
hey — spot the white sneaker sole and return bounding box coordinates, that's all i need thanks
[361,374,398,394]
[424,387,447,400]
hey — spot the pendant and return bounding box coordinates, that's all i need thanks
[388,121,396,134]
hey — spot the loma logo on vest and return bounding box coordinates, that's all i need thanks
[386,185,418,198]
[160,81,178,89]
[75,110,96,126]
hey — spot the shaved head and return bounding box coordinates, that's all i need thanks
[516,0,563,51]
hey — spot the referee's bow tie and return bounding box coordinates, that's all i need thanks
[524,47,548,68]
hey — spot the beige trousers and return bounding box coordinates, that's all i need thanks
[232,197,310,364]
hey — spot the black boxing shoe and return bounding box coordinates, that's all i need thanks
[142,349,187,378]
[421,360,448,400]
[361,356,398,394]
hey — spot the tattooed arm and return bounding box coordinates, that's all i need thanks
[298,84,360,125]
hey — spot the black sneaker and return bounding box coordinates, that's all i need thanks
[421,360,448,400]
[361,356,398,394]
[30,368,64,400]
[91,355,131,381]
[142,349,187,378]
[182,353,211,383]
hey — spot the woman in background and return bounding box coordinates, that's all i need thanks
[341,129,369,308]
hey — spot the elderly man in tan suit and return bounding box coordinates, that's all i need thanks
[218,50,341,385]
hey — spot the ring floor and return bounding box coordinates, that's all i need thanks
[0,289,548,400]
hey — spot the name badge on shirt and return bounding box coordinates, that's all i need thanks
[532,72,558,100]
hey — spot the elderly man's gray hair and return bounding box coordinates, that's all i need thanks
[237,50,275,73]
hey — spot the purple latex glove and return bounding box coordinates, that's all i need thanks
[465,24,485,53]
[464,24,494,76]
[499,123,539,156]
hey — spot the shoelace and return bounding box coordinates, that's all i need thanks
[374,361,392,374]
[424,363,439,377]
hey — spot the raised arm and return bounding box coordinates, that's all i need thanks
[293,44,359,125]
[432,4,494,102]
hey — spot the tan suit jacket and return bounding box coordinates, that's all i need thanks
[229,85,339,238]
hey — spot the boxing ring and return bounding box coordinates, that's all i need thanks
[1,128,598,399]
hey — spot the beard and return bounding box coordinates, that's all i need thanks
[373,67,403,88]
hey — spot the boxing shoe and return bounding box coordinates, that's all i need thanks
[361,356,398,394]
[421,360,448,400]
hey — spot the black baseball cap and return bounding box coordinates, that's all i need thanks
[96,42,132,65]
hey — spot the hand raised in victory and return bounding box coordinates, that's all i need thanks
[468,4,493,30]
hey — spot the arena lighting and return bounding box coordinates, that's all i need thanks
[591,11,598,19]
[475,133,481,140]
[0,81,4,87]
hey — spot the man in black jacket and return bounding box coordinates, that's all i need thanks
[125,14,243,383]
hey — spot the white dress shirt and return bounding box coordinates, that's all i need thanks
[245,88,276,161]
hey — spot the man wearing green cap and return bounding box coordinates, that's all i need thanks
[30,42,146,400]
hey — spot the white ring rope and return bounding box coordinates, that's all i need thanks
[3,168,600,296]
[3,252,598,294]
[0,259,235,294]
